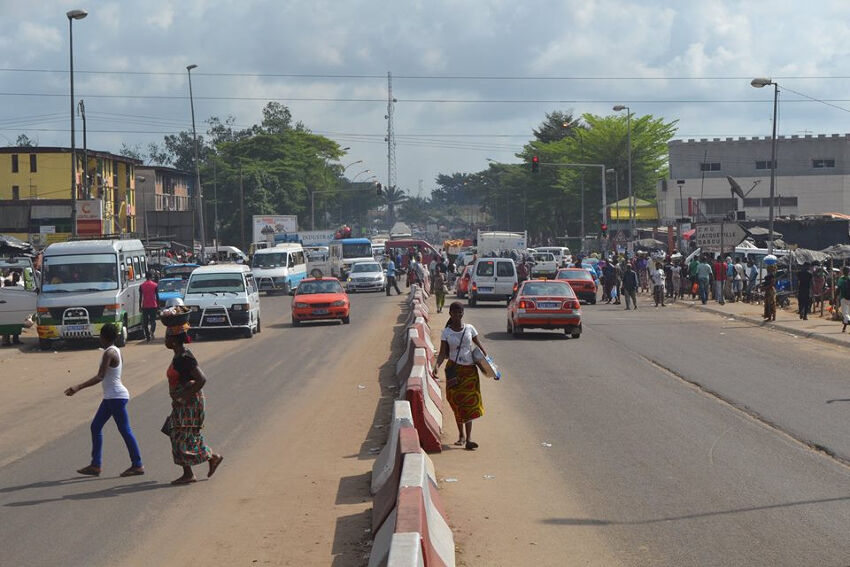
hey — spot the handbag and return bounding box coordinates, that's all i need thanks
[160,415,172,437]
[444,326,467,388]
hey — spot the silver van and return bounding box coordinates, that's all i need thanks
[469,257,517,306]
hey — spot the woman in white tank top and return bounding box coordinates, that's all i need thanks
[65,323,144,477]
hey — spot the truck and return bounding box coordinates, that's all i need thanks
[476,230,528,256]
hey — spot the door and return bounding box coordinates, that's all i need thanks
[0,265,37,331]
[473,260,497,295]
[246,274,260,326]
[495,260,517,296]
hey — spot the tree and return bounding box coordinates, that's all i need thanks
[15,134,37,147]
[119,143,143,161]
[381,186,407,225]
[533,110,579,143]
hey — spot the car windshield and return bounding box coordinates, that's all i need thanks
[43,254,118,292]
[342,243,373,259]
[252,252,288,268]
[163,265,197,279]
[558,269,593,280]
[297,280,344,294]
[186,273,245,294]
[522,282,574,296]
[158,279,187,293]
[534,254,555,262]
[351,263,381,273]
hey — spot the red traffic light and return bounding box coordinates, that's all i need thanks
[531,155,540,172]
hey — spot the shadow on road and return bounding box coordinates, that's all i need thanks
[0,476,103,493]
[542,494,850,526]
[483,330,567,342]
[4,480,174,507]
[330,509,372,566]
[334,471,371,506]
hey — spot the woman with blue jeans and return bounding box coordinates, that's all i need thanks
[64,323,144,477]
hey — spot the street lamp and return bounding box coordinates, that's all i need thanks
[186,64,206,257]
[352,169,371,182]
[67,8,87,237]
[613,105,633,236]
[342,159,363,173]
[751,77,779,255]
[606,168,619,230]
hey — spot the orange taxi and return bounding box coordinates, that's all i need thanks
[555,267,598,304]
[507,279,582,338]
[291,277,350,326]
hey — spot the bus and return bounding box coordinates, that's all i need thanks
[329,238,373,279]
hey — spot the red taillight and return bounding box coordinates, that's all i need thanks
[472,282,478,291]
[518,299,534,309]
[563,300,580,310]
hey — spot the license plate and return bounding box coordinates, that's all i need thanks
[479,287,493,293]
[313,309,329,315]
[66,324,88,332]
[537,302,560,309]
[206,316,225,323]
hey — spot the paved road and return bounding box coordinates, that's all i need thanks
[0,290,392,567]
[462,298,850,566]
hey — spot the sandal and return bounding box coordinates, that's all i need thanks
[454,438,465,446]
[120,466,145,477]
[76,465,101,476]
[170,477,197,486]
[207,454,223,478]
[465,441,479,451]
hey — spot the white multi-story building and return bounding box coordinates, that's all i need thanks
[657,134,850,223]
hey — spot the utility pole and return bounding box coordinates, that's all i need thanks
[386,71,397,193]
[239,165,245,253]
[213,160,219,247]
[78,99,88,198]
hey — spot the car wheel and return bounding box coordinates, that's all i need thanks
[468,294,477,307]
[590,297,596,305]
[342,315,351,324]
[292,318,301,327]
[39,338,53,351]
[507,320,512,334]
[571,331,581,339]
[256,316,261,333]
[243,326,253,338]
[512,323,524,337]
[115,320,128,347]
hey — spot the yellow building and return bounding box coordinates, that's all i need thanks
[0,147,140,238]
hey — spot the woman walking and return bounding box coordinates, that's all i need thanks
[65,323,144,477]
[434,302,488,450]
[762,273,777,322]
[431,269,448,313]
[163,321,223,485]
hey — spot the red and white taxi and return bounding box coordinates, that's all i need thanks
[291,277,350,326]
[507,279,582,338]
[555,268,598,304]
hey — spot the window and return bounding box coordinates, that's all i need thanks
[699,198,737,215]
[140,257,147,276]
[11,154,18,173]
[700,162,721,172]
[11,185,19,200]
[476,261,495,277]
[742,197,798,207]
[755,160,776,170]
[496,261,515,277]
[132,257,141,280]
[29,154,37,173]
[813,159,835,168]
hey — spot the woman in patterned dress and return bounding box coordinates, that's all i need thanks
[434,302,488,451]
[164,322,223,485]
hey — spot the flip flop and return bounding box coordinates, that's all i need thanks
[207,454,223,478]
[120,467,145,477]
[170,477,197,486]
[465,441,479,451]
[454,438,465,446]
[76,465,101,476]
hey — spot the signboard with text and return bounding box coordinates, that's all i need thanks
[696,223,747,254]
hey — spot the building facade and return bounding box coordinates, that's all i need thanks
[656,134,850,223]
[0,146,140,239]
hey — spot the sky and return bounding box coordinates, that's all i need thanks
[3,0,850,198]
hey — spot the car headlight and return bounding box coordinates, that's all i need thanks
[102,304,120,317]
[347,277,353,282]
[231,303,250,311]
[331,300,346,307]
[295,302,309,308]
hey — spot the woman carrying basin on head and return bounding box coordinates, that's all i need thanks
[434,301,489,451]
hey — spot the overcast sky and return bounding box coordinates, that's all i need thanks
[3,0,850,198]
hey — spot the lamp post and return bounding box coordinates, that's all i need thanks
[751,77,779,255]
[342,159,363,173]
[606,168,619,231]
[612,105,633,236]
[352,169,372,182]
[67,8,87,237]
[186,64,206,257]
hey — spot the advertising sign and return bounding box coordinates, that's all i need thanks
[76,199,103,220]
[298,230,336,246]
[696,223,747,254]
[252,215,298,244]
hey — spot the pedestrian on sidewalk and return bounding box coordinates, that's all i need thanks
[812,262,827,313]
[696,256,713,305]
[163,321,223,485]
[431,269,448,313]
[713,255,727,304]
[837,267,850,332]
[733,257,745,302]
[139,271,159,342]
[435,302,487,451]
[64,323,144,478]
[797,262,813,320]
[385,258,401,295]
[688,255,700,299]
[762,273,777,321]
[622,263,638,310]
[745,259,759,302]
[650,261,666,307]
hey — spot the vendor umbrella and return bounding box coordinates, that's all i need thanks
[821,244,850,261]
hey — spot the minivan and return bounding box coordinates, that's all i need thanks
[251,243,307,294]
[184,264,261,338]
[468,257,517,306]
[535,246,572,268]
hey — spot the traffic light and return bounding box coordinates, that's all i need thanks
[375,182,383,195]
[531,155,540,173]
[600,223,608,237]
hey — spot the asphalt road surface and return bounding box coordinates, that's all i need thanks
[456,297,850,566]
[0,289,393,567]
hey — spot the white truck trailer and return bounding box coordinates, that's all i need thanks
[476,230,528,256]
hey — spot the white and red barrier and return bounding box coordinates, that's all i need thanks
[386,532,425,567]
[403,363,443,453]
[372,425,423,533]
[372,400,415,495]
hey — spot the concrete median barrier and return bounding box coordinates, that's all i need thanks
[372,425,423,533]
[386,532,425,567]
[403,364,443,453]
[372,400,415,495]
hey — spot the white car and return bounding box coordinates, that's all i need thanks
[468,257,517,306]
[183,264,261,338]
[346,261,386,292]
[530,252,558,278]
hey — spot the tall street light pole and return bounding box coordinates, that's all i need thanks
[751,77,779,255]
[613,105,633,236]
[352,169,372,182]
[67,8,87,238]
[186,64,206,258]
[606,168,619,230]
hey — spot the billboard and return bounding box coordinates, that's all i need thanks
[252,215,298,244]
[76,199,103,236]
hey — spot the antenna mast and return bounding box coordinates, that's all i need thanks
[386,71,397,192]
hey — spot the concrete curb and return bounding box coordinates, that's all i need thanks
[678,301,850,350]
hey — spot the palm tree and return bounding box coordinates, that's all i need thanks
[381,185,407,224]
